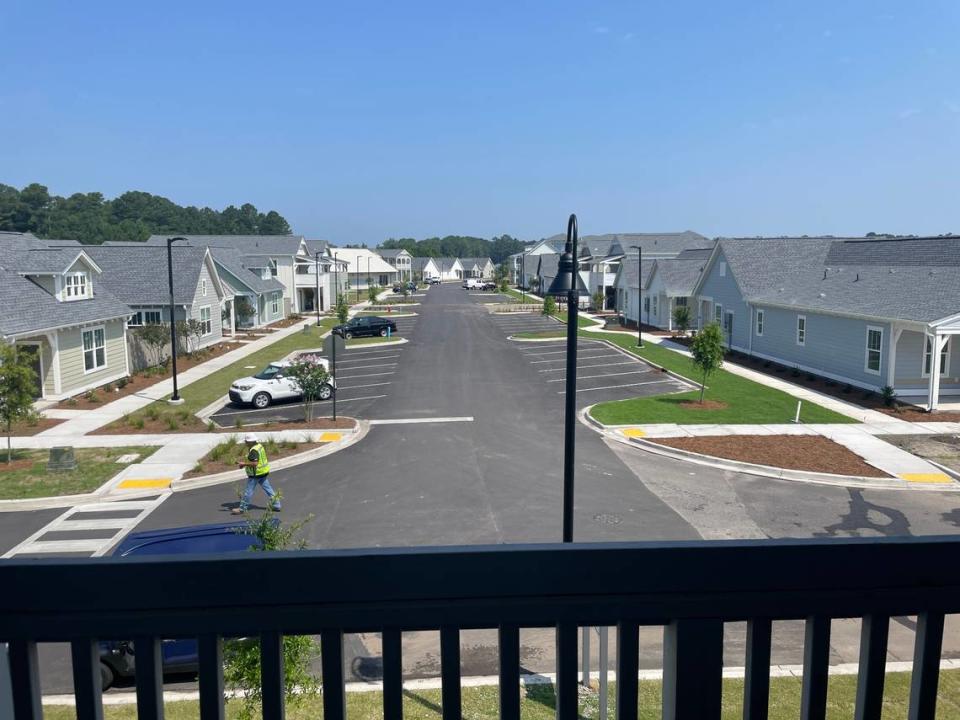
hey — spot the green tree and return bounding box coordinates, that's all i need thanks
[135,324,170,367]
[690,322,724,403]
[0,344,38,463]
[335,294,349,325]
[592,291,605,311]
[225,507,319,720]
[542,295,556,315]
[284,358,331,422]
[367,284,380,303]
[672,305,691,335]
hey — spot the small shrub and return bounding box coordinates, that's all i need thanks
[84,390,100,403]
[763,361,771,368]
[177,408,191,422]
[194,462,205,474]
[881,385,897,408]
[165,415,180,431]
[116,377,130,389]
[103,383,114,393]
[806,373,816,381]
[65,397,78,408]
[842,384,853,394]
[132,417,145,430]
[235,417,245,429]
[145,405,161,421]
[207,420,216,432]
[791,367,801,377]
[210,436,239,463]
[825,379,837,387]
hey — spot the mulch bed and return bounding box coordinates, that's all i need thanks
[650,435,890,477]
[266,315,313,329]
[602,319,673,336]
[183,441,322,479]
[0,458,36,472]
[55,341,244,410]
[214,417,358,432]
[10,417,65,436]
[94,414,357,435]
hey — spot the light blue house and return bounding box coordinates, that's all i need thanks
[691,236,960,411]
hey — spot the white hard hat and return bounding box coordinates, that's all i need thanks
[244,433,258,443]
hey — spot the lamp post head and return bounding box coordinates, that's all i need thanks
[546,213,579,298]
[167,236,187,246]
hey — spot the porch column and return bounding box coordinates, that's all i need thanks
[927,333,948,411]
[229,299,236,336]
[46,332,62,395]
[886,325,903,389]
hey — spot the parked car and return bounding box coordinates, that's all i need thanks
[332,315,397,340]
[98,521,264,689]
[405,281,417,291]
[479,281,497,291]
[229,358,334,409]
[427,277,441,284]
[462,278,482,289]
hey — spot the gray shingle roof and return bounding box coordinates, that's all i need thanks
[542,231,711,259]
[719,236,960,323]
[536,254,590,295]
[376,248,410,259]
[411,257,437,272]
[145,234,306,256]
[651,248,713,296]
[81,245,214,305]
[209,247,285,296]
[616,257,655,290]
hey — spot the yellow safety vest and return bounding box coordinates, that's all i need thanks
[247,443,271,477]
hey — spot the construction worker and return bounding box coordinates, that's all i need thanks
[232,433,281,514]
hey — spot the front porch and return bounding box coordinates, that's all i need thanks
[889,326,960,411]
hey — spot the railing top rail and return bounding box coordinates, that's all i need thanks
[2,536,959,640]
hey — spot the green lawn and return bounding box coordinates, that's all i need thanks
[0,446,159,499]
[504,287,542,304]
[40,670,960,720]
[589,333,855,425]
[105,320,338,432]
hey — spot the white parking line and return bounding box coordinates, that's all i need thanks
[344,346,405,354]
[558,380,681,394]
[339,362,398,370]
[335,371,396,379]
[334,394,388,403]
[335,354,400,364]
[521,349,570,356]
[529,354,619,364]
[539,361,642,372]
[336,381,391,390]
[546,370,652,383]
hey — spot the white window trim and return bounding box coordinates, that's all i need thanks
[82,325,107,374]
[921,335,951,378]
[128,311,143,327]
[755,309,764,337]
[865,325,883,375]
[64,271,89,301]
[200,278,207,297]
[719,261,727,277]
[271,294,280,315]
[796,315,806,346]
[200,306,213,337]
[714,303,723,325]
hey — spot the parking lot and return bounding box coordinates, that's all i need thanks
[207,311,419,426]
[492,311,694,406]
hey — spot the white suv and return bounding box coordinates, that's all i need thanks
[229,358,335,409]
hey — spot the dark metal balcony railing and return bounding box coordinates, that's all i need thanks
[2,536,960,720]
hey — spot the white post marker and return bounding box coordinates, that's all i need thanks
[794,400,802,424]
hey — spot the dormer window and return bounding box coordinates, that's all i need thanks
[65,272,89,300]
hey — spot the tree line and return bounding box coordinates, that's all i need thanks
[378,234,529,264]
[0,182,291,244]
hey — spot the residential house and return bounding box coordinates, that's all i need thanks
[0,232,132,400]
[460,257,495,279]
[299,241,347,313]
[412,257,441,282]
[525,254,590,307]
[432,257,463,282]
[691,235,960,410]
[80,244,229,367]
[208,248,286,328]
[145,234,318,315]
[614,248,712,331]
[376,248,414,282]
[332,248,398,293]
[505,252,526,284]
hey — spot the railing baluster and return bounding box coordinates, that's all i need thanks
[321,630,346,720]
[615,621,639,720]
[71,638,104,720]
[744,618,772,720]
[598,627,609,720]
[440,627,461,720]
[908,612,945,720]
[260,631,285,720]
[198,634,224,720]
[555,622,578,720]
[382,629,404,720]
[800,616,831,720]
[498,624,520,720]
[662,619,723,720]
[133,636,164,720]
[854,615,889,720]
[8,641,42,720]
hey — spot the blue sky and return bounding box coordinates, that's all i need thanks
[1,1,958,243]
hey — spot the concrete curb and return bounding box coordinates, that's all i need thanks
[170,422,367,492]
[345,338,408,349]
[356,311,418,317]
[580,406,960,492]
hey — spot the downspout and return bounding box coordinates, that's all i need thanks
[748,305,754,356]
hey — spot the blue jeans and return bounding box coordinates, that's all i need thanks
[240,474,281,511]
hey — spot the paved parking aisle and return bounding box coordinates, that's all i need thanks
[490,311,563,336]
[517,338,693,406]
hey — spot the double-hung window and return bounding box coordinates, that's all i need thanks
[796,315,806,346]
[922,336,949,377]
[714,303,723,324]
[755,309,764,337]
[144,310,161,325]
[866,327,883,374]
[65,272,88,300]
[200,307,212,336]
[129,312,143,327]
[82,327,106,372]
[200,279,207,296]
[271,294,280,315]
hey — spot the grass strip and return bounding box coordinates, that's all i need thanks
[0,446,159,499]
[589,332,855,425]
[40,670,960,719]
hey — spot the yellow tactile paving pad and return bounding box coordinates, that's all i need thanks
[621,428,646,438]
[318,432,343,443]
[899,473,953,484]
[118,478,173,489]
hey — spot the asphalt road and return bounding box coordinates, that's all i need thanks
[7,282,960,692]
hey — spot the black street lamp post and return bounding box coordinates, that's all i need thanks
[314,251,322,325]
[166,236,187,404]
[545,214,580,544]
[630,245,643,348]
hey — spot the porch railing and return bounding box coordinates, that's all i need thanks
[2,536,959,720]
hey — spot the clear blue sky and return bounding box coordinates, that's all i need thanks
[1,1,958,243]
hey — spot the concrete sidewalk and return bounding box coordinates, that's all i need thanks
[609,421,957,484]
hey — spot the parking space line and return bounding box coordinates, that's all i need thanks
[338,362,398,369]
[529,354,619,364]
[539,361,641,372]
[335,394,389,403]
[335,371,395,379]
[545,370,653,383]
[521,349,570,356]
[558,380,681,394]
[337,382,391,389]
[335,355,400,364]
